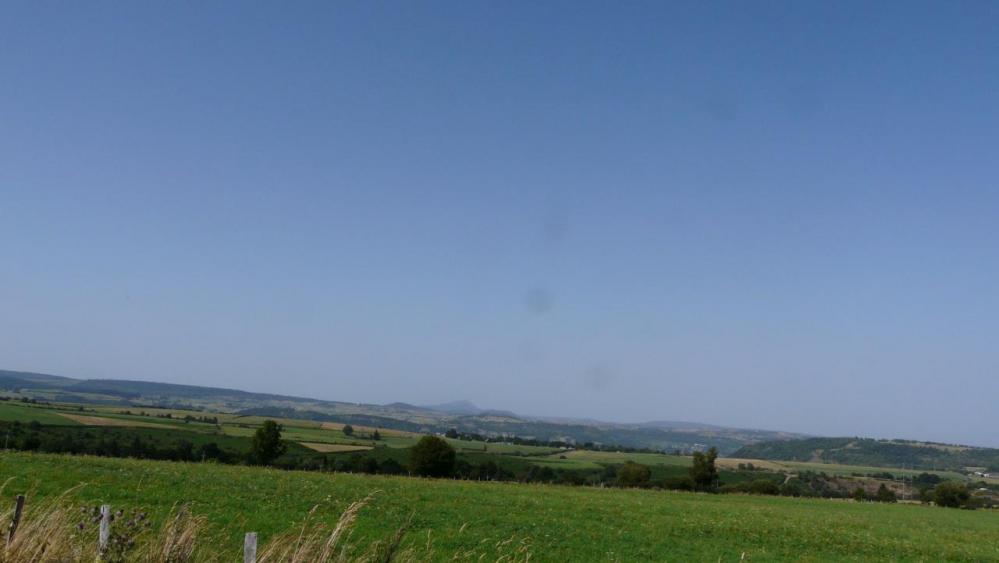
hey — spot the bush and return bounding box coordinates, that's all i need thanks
[408,435,456,477]
[853,487,867,502]
[719,478,781,496]
[746,479,780,496]
[522,465,556,483]
[875,483,897,503]
[933,481,971,509]
[616,462,652,488]
[662,476,694,491]
[379,458,405,475]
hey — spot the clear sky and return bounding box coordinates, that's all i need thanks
[2,2,998,447]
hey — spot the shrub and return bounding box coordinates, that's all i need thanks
[408,435,456,477]
[746,479,780,496]
[662,476,694,491]
[933,481,971,509]
[616,462,652,488]
[875,483,897,503]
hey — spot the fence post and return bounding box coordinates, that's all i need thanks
[244,532,257,563]
[6,494,25,547]
[99,505,111,552]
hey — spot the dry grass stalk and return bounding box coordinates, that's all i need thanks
[0,486,530,563]
[143,504,204,563]
[257,494,376,563]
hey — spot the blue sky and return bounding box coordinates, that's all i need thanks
[2,2,998,446]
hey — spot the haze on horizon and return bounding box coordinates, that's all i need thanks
[2,2,997,448]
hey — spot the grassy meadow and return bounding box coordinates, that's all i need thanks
[1,452,998,561]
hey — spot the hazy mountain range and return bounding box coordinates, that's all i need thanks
[0,368,801,454]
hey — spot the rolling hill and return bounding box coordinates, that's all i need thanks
[0,368,798,454]
[733,436,999,473]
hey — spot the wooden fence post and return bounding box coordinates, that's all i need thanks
[99,505,111,552]
[244,532,257,563]
[243,532,257,563]
[6,494,25,547]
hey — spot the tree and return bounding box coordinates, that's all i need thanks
[359,457,379,474]
[342,424,354,436]
[409,435,456,477]
[445,428,459,439]
[853,487,867,502]
[199,442,224,462]
[875,483,897,503]
[617,462,652,488]
[689,447,719,491]
[176,440,195,461]
[380,459,405,475]
[372,430,381,441]
[933,481,971,508]
[523,465,556,483]
[250,420,287,465]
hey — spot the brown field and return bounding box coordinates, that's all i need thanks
[886,440,970,453]
[715,457,787,472]
[57,413,181,429]
[298,442,373,453]
[319,422,416,437]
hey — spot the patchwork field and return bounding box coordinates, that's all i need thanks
[299,442,373,453]
[1,452,997,562]
[0,403,81,425]
[779,460,967,481]
[0,401,976,486]
[530,450,671,470]
[55,413,179,429]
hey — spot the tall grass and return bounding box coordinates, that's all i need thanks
[0,484,531,562]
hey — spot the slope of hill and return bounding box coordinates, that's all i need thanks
[733,437,999,472]
[0,369,78,387]
[0,368,800,454]
[5,452,999,561]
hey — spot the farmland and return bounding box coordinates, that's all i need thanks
[1,395,998,561]
[1,452,998,561]
[0,369,802,454]
[0,399,987,493]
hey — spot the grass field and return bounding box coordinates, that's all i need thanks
[534,449,692,469]
[0,452,996,561]
[0,402,83,425]
[2,400,564,459]
[779,460,967,481]
[55,412,181,429]
[530,450,967,482]
[1,401,978,483]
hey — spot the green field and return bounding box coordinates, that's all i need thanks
[533,449,692,469]
[780,460,967,481]
[0,400,983,485]
[0,400,565,459]
[0,402,82,425]
[1,452,996,561]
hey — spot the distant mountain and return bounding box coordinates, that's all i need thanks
[68,379,313,402]
[421,400,519,418]
[733,437,999,472]
[639,420,731,431]
[421,400,484,415]
[0,369,79,387]
[1,367,801,454]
